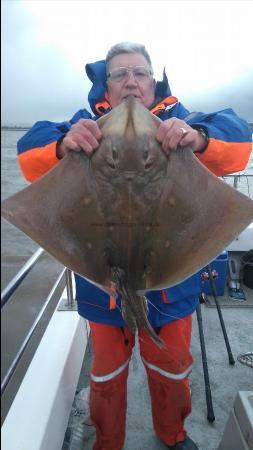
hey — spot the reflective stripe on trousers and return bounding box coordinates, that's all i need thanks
[89,316,193,449]
[90,357,131,383]
[142,357,193,380]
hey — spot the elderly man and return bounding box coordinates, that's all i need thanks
[17,42,252,450]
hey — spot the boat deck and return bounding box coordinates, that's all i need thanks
[62,287,253,450]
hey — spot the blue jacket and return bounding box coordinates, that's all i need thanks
[17,60,252,327]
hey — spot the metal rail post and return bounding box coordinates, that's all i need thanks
[65,268,74,307]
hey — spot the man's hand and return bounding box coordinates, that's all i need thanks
[56,119,102,159]
[156,118,207,154]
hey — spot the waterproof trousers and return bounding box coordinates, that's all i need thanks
[89,315,193,450]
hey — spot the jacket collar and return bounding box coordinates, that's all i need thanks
[91,95,178,118]
[85,60,172,116]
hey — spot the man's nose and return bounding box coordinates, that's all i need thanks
[124,71,138,86]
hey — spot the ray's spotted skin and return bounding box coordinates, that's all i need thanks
[2,97,253,346]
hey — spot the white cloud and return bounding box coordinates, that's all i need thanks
[2,0,253,124]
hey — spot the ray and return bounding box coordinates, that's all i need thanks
[2,97,253,345]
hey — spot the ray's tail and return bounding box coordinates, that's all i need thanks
[111,267,164,348]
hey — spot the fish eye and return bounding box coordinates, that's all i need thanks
[112,146,118,161]
[143,147,154,170]
[145,160,153,170]
[107,159,116,170]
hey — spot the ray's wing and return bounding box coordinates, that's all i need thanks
[1,99,142,292]
[2,98,253,296]
[145,147,253,290]
[1,151,111,286]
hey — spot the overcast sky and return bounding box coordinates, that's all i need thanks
[2,0,253,125]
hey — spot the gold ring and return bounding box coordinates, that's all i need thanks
[180,127,188,136]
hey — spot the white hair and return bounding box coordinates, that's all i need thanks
[105,42,153,72]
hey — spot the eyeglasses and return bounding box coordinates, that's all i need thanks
[107,66,153,83]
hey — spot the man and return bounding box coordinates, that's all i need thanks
[17,42,252,450]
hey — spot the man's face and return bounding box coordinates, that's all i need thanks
[106,53,155,109]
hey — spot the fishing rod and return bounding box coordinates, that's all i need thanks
[196,297,215,422]
[207,264,235,365]
[197,263,235,421]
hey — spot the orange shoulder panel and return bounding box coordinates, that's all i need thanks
[150,96,178,115]
[196,139,252,176]
[18,138,252,184]
[18,142,60,183]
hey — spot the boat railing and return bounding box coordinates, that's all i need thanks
[1,248,75,395]
[221,173,253,198]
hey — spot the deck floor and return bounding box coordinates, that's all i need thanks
[62,294,253,450]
